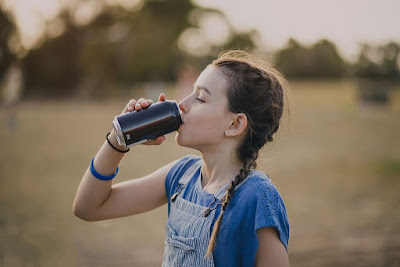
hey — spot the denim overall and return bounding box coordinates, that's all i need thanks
[162,160,230,267]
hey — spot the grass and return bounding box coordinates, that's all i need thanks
[378,159,400,179]
[1,79,400,266]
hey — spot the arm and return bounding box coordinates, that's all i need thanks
[255,227,290,267]
[73,95,173,221]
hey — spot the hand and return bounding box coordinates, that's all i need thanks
[120,93,167,146]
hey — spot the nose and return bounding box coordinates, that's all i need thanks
[178,96,189,114]
[178,101,184,113]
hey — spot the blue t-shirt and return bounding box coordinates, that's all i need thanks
[165,155,290,266]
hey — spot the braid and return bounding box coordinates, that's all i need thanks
[205,153,257,257]
[204,50,287,258]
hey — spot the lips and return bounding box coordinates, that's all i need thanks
[178,117,184,131]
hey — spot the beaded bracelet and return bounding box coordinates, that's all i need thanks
[90,157,118,180]
[106,132,130,153]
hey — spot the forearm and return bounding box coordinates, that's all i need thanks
[73,95,167,221]
[73,129,127,221]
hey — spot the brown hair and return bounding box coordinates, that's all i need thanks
[205,50,289,257]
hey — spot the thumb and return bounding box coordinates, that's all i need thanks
[158,93,166,102]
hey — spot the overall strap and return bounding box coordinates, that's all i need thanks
[177,158,202,186]
[171,159,202,202]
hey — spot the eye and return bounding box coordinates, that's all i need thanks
[196,97,205,103]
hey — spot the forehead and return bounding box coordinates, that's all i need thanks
[194,65,228,95]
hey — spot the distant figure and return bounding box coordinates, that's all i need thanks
[358,79,390,107]
[2,63,23,131]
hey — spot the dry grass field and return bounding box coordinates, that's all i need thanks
[1,79,400,266]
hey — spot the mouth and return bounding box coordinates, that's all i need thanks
[177,122,184,132]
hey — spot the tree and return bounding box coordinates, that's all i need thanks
[0,6,17,81]
[275,38,346,78]
[354,42,400,79]
[220,30,257,52]
[379,42,400,79]
[312,39,345,77]
[21,0,198,97]
[23,12,82,97]
[353,42,400,106]
[275,38,313,77]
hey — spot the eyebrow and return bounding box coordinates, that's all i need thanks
[196,86,212,96]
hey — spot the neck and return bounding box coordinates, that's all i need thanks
[199,144,243,194]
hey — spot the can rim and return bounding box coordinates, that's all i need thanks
[171,100,183,125]
[112,116,127,148]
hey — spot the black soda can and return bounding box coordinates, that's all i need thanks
[112,100,182,148]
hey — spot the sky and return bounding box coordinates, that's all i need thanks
[2,0,400,61]
[194,0,400,60]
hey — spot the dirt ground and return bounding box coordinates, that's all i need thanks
[1,80,400,266]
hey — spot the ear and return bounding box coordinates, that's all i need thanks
[225,113,248,138]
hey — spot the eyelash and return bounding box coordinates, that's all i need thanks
[196,97,205,103]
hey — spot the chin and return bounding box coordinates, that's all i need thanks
[175,133,189,147]
[175,132,186,147]
[175,132,199,150]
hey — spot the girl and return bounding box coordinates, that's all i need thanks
[73,51,290,266]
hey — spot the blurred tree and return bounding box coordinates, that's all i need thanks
[354,42,400,79]
[116,0,194,83]
[354,44,382,77]
[379,42,400,79]
[275,38,346,78]
[0,6,17,81]
[312,39,345,77]
[23,12,82,97]
[20,0,199,97]
[202,29,258,67]
[220,30,256,52]
[274,38,311,77]
[2,0,278,98]
[353,42,400,106]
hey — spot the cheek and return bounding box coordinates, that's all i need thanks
[189,111,227,135]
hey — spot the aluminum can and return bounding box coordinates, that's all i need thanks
[112,100,182,148]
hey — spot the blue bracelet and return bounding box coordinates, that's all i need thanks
[90,157,119,180]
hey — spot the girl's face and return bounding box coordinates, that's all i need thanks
[176,65,234,150]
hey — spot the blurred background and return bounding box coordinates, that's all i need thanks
[0,0,399,266]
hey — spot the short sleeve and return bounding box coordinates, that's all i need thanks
[252,177,290,250]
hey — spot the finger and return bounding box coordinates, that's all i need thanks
[124,99,137,113]
[137,99,154,110]
[158,93,166,102]
[143,136,166,145]
[141,99,154,108]
[134,98,147,110]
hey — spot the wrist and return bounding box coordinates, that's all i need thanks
[107,130,130,153]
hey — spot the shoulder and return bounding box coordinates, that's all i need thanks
[236,170,278,201]
[244,170,287,218]
[231,170,284,215]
